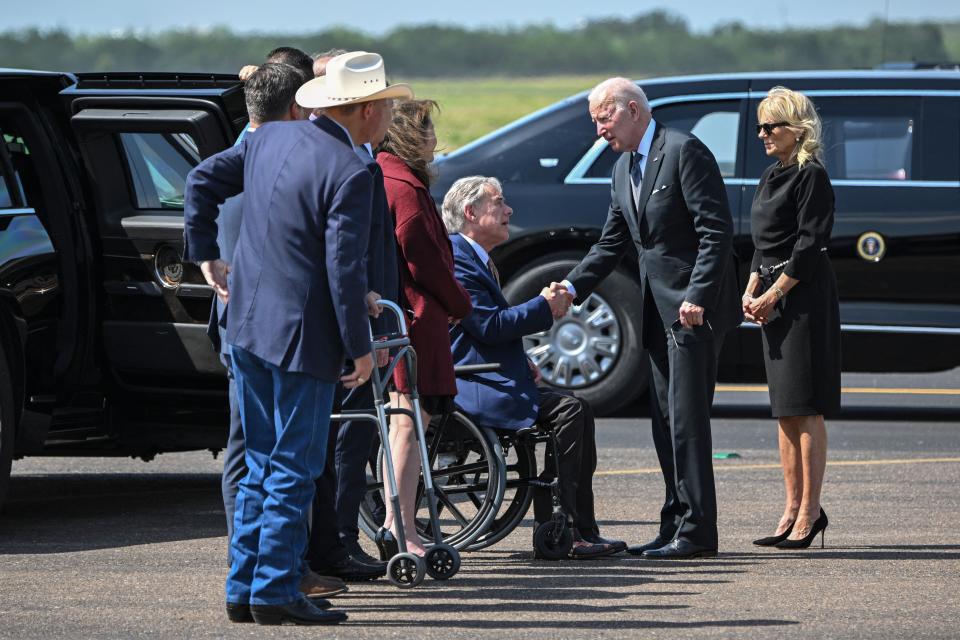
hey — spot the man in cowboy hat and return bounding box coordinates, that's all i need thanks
[184,51,411,625]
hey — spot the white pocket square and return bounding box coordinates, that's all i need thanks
[651,184,671,195]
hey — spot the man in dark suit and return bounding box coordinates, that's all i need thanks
[563,77,741,560]
[305,95,398,582]
[205,60,349,599]
[442,176,626,559]
[184,51,411,625]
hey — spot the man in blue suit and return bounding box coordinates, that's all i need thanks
[441,176,626,559]
[184,51,411,625]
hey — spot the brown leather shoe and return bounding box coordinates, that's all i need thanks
[299,570,348,599]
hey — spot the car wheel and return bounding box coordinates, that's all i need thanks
[502,254,647,415]
[0,339,15,509]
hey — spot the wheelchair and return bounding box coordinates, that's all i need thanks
[358,365,576,560]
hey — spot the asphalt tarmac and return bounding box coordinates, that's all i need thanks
[2,369,959,639]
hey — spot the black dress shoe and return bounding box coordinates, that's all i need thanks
[580,533,628,553]
[317,554,387,581]
[569,539,622,559]
[641,538,717,559]
[250,597,347,626]
[352,549,388,569]
[226,602,253,623]
[626,536,671,556]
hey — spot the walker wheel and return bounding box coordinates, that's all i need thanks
[424,543,461,580]
[533,520,573,560]
[387,552,425,588]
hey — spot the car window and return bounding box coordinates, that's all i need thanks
[583,100,741,179]
[119,132,200,210]
[0,126,40,209]
[746,96,922,180]
[0,161,11,208]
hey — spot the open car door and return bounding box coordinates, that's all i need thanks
[65,73,244,393]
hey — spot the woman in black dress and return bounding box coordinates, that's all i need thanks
[742,86,839,549]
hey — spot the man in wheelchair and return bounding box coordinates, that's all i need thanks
[441,176,626,559]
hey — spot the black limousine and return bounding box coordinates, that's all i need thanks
[433,69,960,414]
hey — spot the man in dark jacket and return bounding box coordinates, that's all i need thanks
[184,51,410,625]
[564,77,741,560]
[442,176,626,559]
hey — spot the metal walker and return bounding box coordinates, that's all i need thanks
[329,299,461,588]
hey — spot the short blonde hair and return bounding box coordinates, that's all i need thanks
[758,86,822,168]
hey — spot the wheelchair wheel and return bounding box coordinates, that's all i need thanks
[464,434,536,551]
[424,543,461,580]
[359,411,505,550]
[533,519,573,561]
[387,552,426,588]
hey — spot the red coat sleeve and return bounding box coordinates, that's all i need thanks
[392,185,472,319]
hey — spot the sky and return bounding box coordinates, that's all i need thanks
[9,0,960,34]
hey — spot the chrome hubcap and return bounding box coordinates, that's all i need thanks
[524,293,621,389]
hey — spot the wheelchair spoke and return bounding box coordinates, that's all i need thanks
[429,461,490,479]
[435,487,470,527]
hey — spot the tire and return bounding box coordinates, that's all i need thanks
[358,411,505,551]
[502,253,647,415]
[0,339,14,510]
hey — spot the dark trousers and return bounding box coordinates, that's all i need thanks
[647,314,723,548]
[306,374,381,568]
[532,388,599,536]
[221,372,245,546]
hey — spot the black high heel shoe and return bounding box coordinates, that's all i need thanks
[752,521,795,546]
[374,527,399,561]
[775,508,828,549]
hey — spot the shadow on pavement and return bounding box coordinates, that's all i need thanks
[0,473,225,554]
[723,545,960,560]
[339,558,795,631]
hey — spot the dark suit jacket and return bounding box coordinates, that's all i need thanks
[364,154,400,335]
[449,234,554,430]
[567,122,740,346]
[183,116,373,381]
[379,152,472,396]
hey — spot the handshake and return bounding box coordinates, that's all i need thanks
[540,281,575,320]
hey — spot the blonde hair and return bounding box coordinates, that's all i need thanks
[757,86,822,168]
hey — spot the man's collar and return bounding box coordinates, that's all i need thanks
[635,118,657,157]
[320,115,355,148]
[459,233,490,266]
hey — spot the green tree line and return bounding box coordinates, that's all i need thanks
[3,11,959,76]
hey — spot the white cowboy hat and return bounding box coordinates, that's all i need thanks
[296,51,413,109]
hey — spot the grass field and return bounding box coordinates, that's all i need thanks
[400,76,606,151]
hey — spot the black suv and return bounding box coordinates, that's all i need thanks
[1,68,958,505]
[0,70,246,505]
[433,69,960,415]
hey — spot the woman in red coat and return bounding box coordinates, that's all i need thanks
[376,100,472,556]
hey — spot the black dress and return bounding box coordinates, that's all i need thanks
[750,159,841,418]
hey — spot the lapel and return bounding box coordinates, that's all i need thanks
[635,123,668,222]
[615,155,639,233]
[454,234,506,306]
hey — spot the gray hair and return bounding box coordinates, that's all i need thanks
[312,48,349,77]
[244,62,310,125]
[588,77,650,113]
[441,176,503,234]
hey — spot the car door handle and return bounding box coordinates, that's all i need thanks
[175,284,214,299]
[104,280,162,297]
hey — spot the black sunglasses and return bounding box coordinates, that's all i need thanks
[756,121,789,135]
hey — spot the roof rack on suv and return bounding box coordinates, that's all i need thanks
[74,72,242,90]
[875,61,960,71]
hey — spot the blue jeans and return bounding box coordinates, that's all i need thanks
[226,345,335,605]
